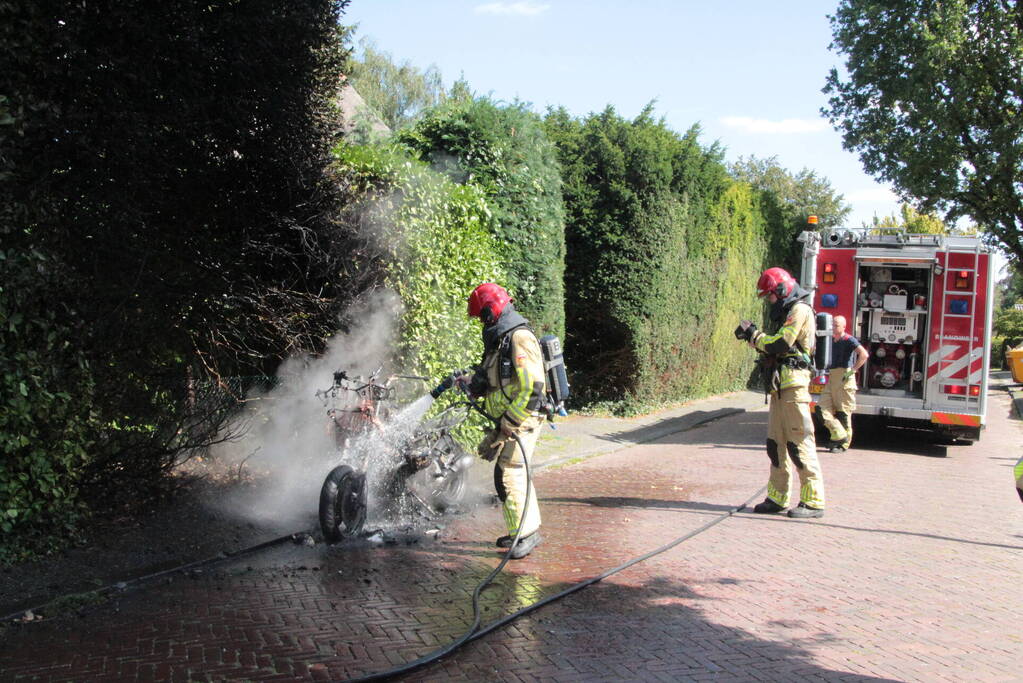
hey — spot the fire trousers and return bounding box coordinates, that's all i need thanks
[479,420,542,537]
[818,368,857,448]
[1015,453,1023,503]
[767,384,825,509]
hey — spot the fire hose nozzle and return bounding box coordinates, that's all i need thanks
[430,380,451,399]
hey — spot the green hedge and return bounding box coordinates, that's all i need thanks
[0,248,96,561]
[1,0,352,561]
[993,335,1023,370]
[397,98,566,338]
[335,142,507,439]
[545,105,788,409]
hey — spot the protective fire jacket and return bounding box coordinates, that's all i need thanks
[481,327,547,431]
[750,300,815,391]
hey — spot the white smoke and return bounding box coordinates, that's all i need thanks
[209,289,414,532]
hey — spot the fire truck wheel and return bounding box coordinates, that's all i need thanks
[319,465,367,542]
[851,413,876,436]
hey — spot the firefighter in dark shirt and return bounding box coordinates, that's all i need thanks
[818,315,868,453]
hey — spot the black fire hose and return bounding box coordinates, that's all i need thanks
[342,395,532,683]
[345,453,532,681]
[344,392,768,682]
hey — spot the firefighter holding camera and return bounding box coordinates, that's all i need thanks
[735,267,826,519]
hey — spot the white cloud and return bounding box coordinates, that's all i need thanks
[720,116,829,134]
[845,187,900,203]
[474,2,550,16]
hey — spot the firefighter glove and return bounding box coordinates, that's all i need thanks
[499,416,520,438]
[467,365,488,398]
[734,320,757,342]
[478,430,504,461]
[452,368,473,393]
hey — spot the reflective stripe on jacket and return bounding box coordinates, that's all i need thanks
[482,328,546,428]
[752,301,815,391]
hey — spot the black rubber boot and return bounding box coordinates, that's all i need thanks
[508,531,541,559]
[827,441,847,453]
[787,502,824,519]
[752,498,785,514]
[496,534,513,548]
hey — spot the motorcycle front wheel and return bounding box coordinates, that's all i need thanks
[319,465,367,542]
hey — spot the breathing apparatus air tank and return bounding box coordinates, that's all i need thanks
[814,312,833,373]
[539,334,570,416]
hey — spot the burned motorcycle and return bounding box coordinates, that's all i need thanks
[316,370,475,542]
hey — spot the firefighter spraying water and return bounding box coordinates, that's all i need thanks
[317,283,569,558]
[429,283,569,560]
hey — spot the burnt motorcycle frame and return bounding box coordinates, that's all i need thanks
[315,370,474,542]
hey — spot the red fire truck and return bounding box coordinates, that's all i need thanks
[799,224,994,443]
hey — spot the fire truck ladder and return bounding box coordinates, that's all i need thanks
[934,238,982,397]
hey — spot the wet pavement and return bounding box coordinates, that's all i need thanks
[2,383,1021,682]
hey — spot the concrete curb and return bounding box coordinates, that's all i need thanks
[1006,386,1023,419]
[990,370,1023,419]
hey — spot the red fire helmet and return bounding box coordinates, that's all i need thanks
[757,267,797,298]
[467,283,512,321]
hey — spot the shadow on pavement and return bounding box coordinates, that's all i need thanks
[542,495,740,514]
[0,523,902,682]
[850,424,950,458]
[739,514,1023,551]
[595,409,745,446]
[410,572,901,682]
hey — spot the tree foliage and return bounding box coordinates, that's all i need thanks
[868,203,951,234]
[335,141,506,442]
[995,265,1023,310]
[995,307,1023,338]
[347,38,447,131]
[823,0,1023,261]
[1,0,353,553]
[399,98,566,337]
[337,142,506,373]
[544,105,785,408]
[729,155,852,229]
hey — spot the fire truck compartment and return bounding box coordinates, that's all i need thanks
[855,262,931,400]
[802,227,992,441]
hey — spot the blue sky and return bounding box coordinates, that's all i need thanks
[342,0,903,230]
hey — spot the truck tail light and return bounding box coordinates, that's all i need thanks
[942,384,978,396]
[823,263,836,284]
[954,270,971,289]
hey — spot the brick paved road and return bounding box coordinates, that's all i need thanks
[2,391,1021,682]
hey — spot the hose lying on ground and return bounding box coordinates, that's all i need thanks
[345,410,769,682]
[0,533,299,624]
